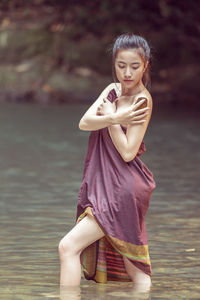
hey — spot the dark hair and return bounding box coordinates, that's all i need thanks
[110,33,152,91]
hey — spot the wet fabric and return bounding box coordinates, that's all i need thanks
[76,88,156,283]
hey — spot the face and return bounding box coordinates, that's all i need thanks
[114,48,148,91]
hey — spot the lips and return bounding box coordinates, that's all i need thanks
[124,80,133,83]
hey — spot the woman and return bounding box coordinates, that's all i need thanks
[58,33,156,289]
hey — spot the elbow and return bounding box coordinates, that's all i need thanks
[79,119,87,131]
[79,121,83,130]
[122,152,137,162]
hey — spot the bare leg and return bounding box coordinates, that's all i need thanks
[58,215,104,286]
[123,256,152,291]
[59,286,81,300]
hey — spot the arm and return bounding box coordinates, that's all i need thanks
[79,83,117,131]
[79,114,117,131]
[108,97,152,162]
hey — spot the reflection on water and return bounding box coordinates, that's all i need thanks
[59,283,151,300]
[0,102,199,299]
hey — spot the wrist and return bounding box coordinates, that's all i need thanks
[109,112,118,125]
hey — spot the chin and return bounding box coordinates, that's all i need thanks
[123,82,135,88]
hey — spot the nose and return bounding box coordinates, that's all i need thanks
[124,67,132,78]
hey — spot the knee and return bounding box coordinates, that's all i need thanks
[58,237,72,258]
[58,236,79,259]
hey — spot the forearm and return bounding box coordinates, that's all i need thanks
[108,124,136,162]
[79,113,118,131]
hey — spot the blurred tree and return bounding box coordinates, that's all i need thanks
[0,0,199,104]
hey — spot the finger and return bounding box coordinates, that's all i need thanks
[114,98,118,104]
[130,110,147,119]
[131,110,149,115]
[133,112,149,120]
[134,97,148,104]
[132,107,150,114]
[132,98,147,109]
[131,98,146,106]
[136,97,147,102]
[131,119,146,124]
[131,110,148,117]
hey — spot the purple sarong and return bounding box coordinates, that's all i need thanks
[76,88,156,283]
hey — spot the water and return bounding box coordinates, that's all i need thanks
[0,102,199,299]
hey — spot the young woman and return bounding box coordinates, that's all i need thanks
[58,33,156,289]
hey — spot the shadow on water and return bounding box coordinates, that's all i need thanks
[0,102,199,299]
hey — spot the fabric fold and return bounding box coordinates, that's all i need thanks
[76,88,156,283]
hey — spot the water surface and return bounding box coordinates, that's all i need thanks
[0,102,199,299]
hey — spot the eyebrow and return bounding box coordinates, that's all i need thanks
[117,61,140,65]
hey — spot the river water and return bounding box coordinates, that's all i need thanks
[0,102,199,299]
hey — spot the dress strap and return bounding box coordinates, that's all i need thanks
[107,89,117,103]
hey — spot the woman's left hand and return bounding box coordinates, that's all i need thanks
[96,98,117,115]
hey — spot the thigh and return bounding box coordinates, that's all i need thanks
[61,215,105,254]
[123,256,151,281]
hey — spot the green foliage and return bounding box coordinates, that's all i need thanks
[0,0,199,103]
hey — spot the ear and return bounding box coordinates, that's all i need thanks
[143,61,149,73]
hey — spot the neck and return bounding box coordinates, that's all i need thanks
[121,82,145,96]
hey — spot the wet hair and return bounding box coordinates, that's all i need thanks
[109,33,152,91]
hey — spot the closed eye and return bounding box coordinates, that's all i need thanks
[118,65,139,70]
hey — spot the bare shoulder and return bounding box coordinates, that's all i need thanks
[106,82,119,94]
[99,82,116,98]
[134,88,153,112]
[144,89,153,107]
[111,83,152,107]
[111,82,121,97]
[79,83,115,120]
[106,82,117,93]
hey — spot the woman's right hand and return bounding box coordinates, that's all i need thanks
[114,97,150,125]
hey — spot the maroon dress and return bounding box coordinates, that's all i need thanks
[76,88,156,283]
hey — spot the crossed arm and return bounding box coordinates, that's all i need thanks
[107,116,151,162]
[79,83,152,162]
